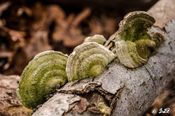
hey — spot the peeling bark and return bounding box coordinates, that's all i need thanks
[32,0,175,116]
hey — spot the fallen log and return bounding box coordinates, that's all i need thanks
[32,0,175,116]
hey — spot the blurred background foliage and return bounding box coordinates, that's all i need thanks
[0,0,157,75]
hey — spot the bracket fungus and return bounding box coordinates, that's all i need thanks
[66,42,115,81]
[17,51,68,109]
[105,11,164,68]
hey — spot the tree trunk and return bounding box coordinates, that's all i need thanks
[33,0,175,116]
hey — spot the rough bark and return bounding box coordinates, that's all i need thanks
[33,0,175,116]
[0,75,32,116]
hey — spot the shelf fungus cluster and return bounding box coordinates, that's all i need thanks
[17,39,115,109]
[17,11,164,115]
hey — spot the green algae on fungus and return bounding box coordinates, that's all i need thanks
[66,42,115,81]
[105,11,164,68]
[17,51,68,109]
